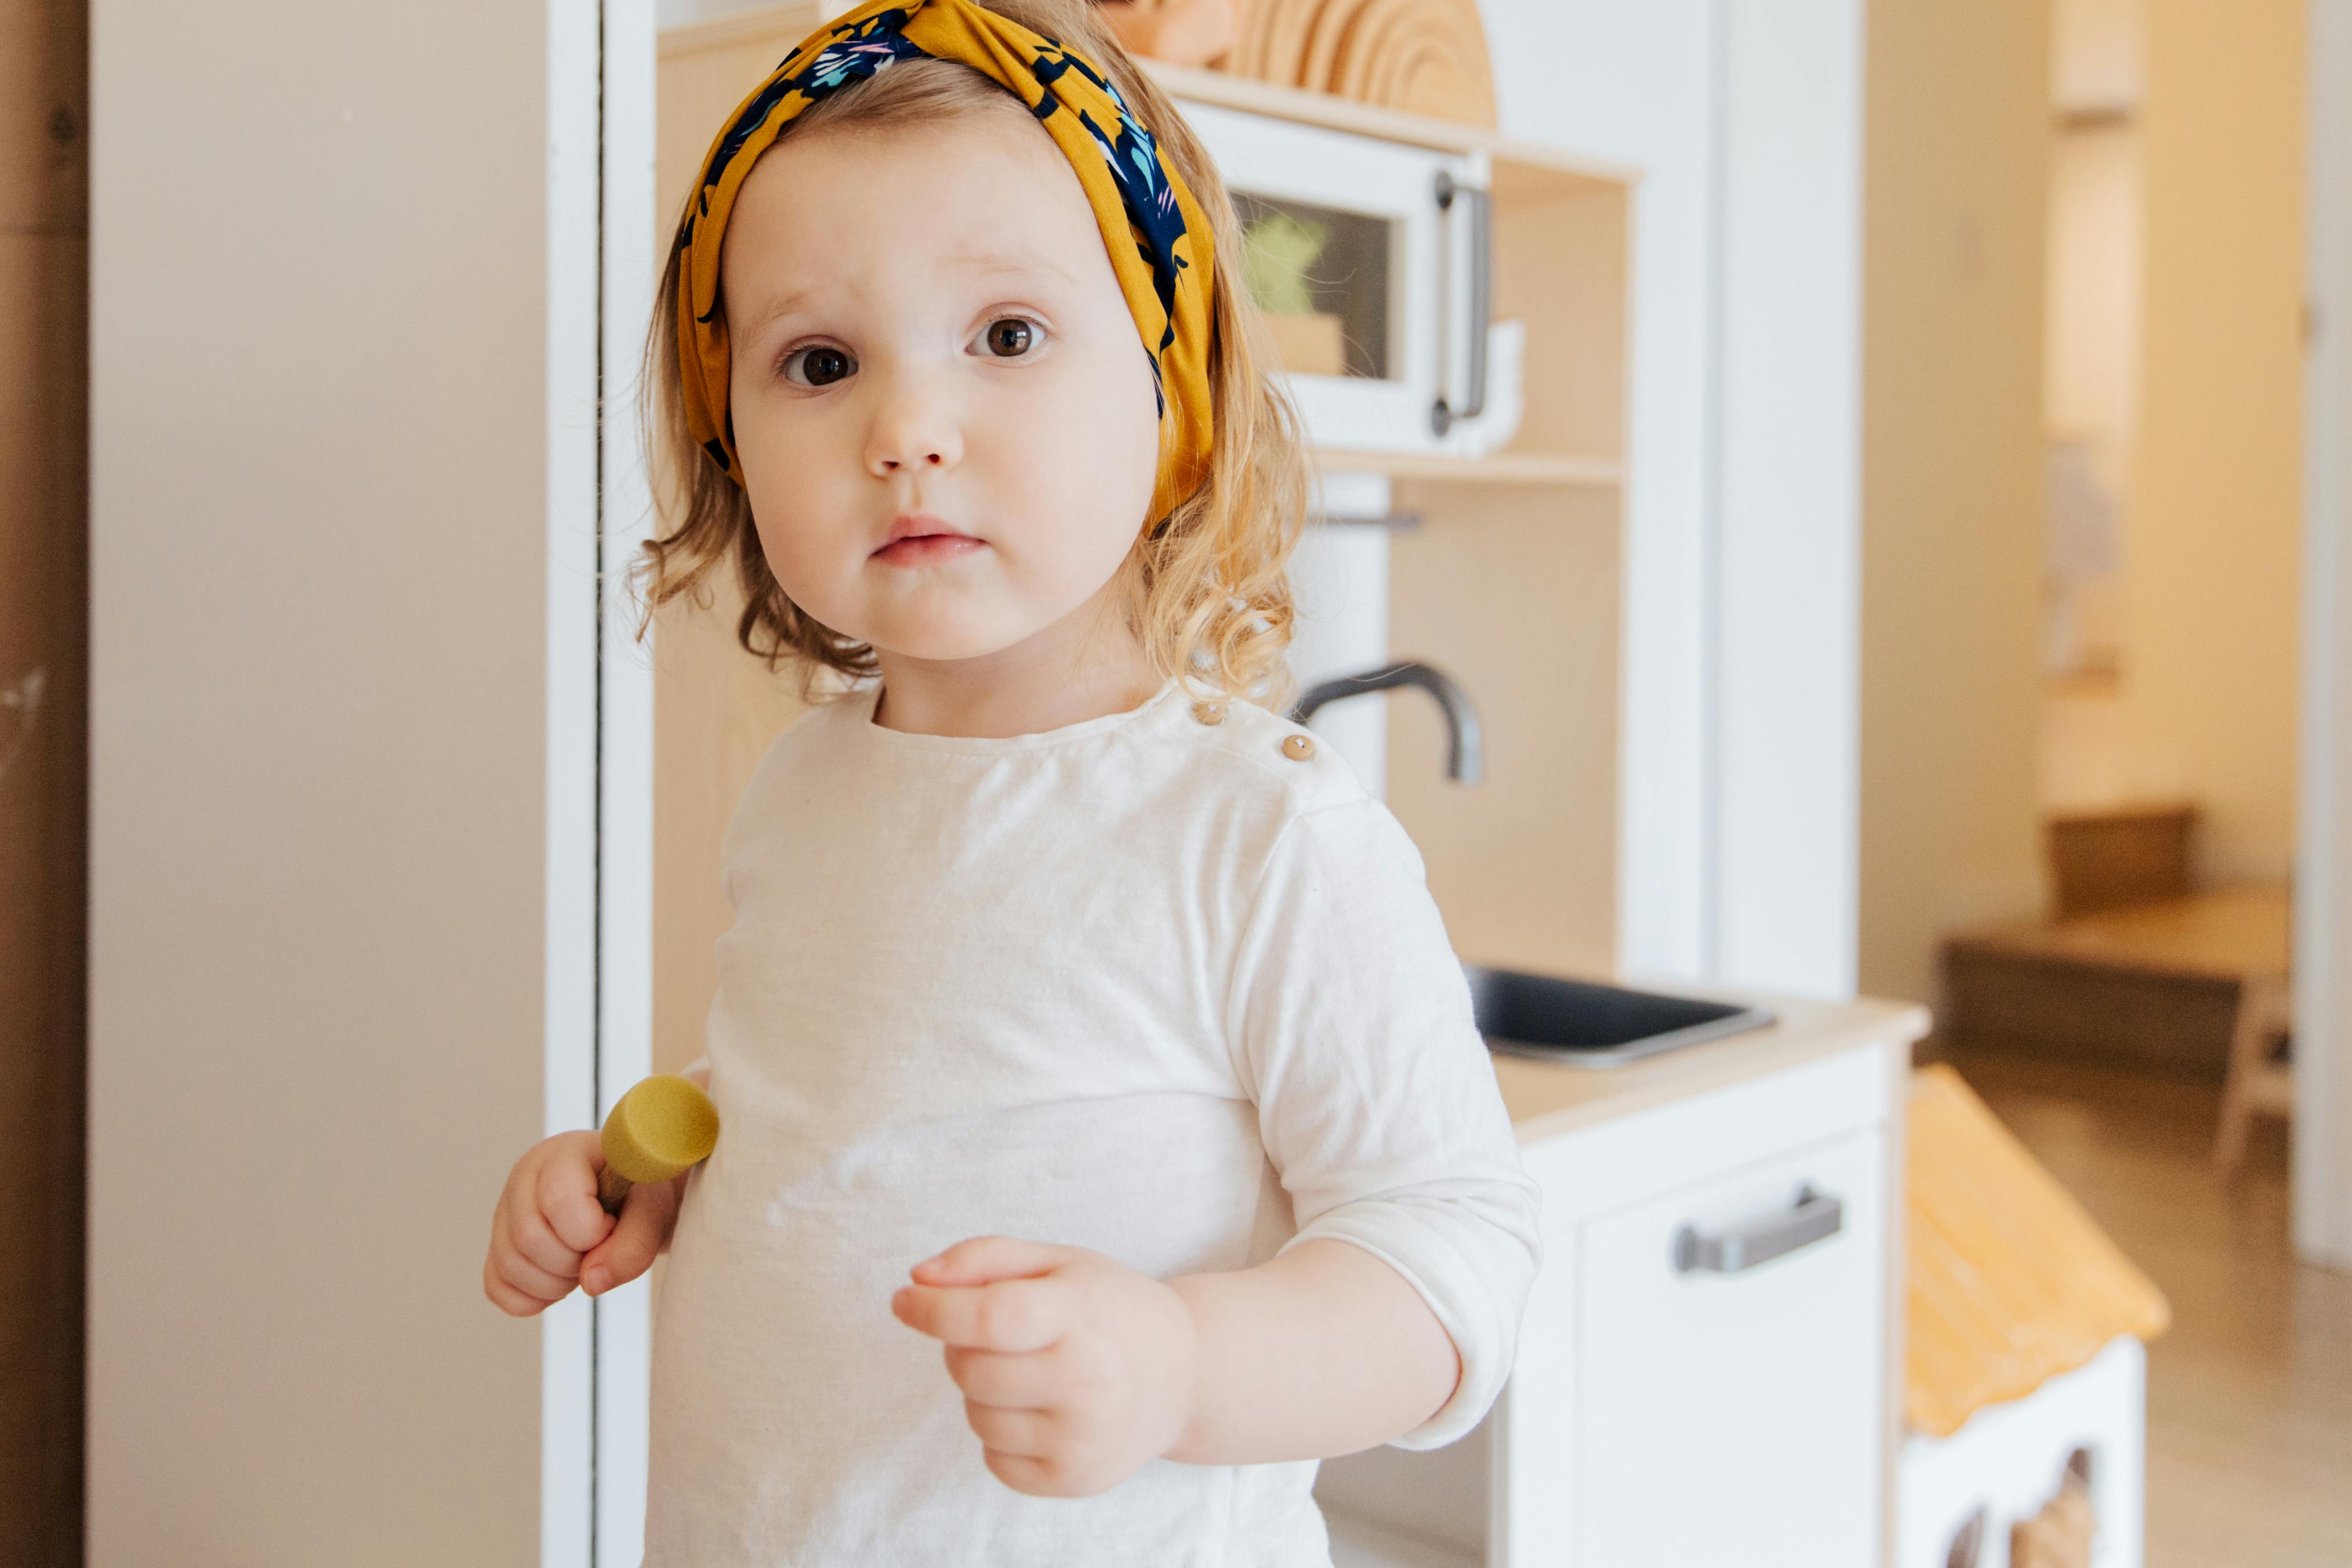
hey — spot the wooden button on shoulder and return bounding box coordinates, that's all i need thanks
[1281,732,1316,761]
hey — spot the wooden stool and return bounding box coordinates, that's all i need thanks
[1942,888,2292,1081]
[2212,970,2294,1175]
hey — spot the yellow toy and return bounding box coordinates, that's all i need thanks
[597,1074,720,1216]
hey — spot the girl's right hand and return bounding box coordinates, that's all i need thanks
[482,1128,687,1316]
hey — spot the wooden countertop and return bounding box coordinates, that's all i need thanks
[1492,987,1931,1145]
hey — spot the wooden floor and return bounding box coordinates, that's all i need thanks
[1944,1046,2352,1567]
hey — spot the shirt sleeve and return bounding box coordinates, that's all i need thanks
[1226,794,1544,1450]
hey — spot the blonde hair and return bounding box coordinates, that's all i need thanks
[631,0,1312,709]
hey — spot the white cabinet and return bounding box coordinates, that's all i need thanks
[1573,1128,1886,1566]
[1319,1019,1910,1568]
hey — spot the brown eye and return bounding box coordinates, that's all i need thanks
[783,344,854,388]
[981,317,1037,358]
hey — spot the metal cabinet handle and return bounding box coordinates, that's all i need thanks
[1431,170,1491,435]
[1672,1185,1843,1274]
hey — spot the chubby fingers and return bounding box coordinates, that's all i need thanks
[535,1134,615,1255]
[963,1399,1057,1458]
[501,1194,587,1284]
[892,1235,1079,1350]
[484,1221,576,1316]
[580,1173,680,1295]
[485,1197,582,1316]
[909,1235,1077,1287]
[942,1341,1074,1410]
[893,1271,1067,1352]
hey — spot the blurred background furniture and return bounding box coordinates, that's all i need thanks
[1944,887,2289,1073]
[1090,0,1239,70]
[2045,800,2194,917]
[1174,0,1497,128]
[2212,970,2295,1175]
[1941,802,2294,1173]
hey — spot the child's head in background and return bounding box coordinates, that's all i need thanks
[637,0,1313,710]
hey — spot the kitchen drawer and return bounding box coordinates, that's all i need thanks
[1519,1037,1898,1228]
[1573,1127,1888,1568]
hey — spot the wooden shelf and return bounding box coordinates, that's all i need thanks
[1312,449,1621,487]
[1138,57,1638,187]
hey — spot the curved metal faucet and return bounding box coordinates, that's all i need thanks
[1289,660,1483,785]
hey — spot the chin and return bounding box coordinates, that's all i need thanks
[859,609,1034,665]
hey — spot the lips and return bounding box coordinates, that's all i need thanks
[873,513,983,566]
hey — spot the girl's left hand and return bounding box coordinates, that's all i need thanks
[890,1236,1199,1498]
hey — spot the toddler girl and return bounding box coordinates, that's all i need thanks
[484,1,1541,1560]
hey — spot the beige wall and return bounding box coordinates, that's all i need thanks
[1859,0,2053,1006]
[1864,0,2306,1002]
[2046,123,2139,444]
[87,2,554,1559]
[2110,0,2305,885]
[2053,0,2141,110]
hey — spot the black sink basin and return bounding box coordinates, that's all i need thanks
[1464,964,1776,1069]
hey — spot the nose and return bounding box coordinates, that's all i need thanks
[863,368,964,480]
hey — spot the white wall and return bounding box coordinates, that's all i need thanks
[88,2,585,1558]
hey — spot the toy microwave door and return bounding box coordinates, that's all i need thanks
[1176,99,1492,458]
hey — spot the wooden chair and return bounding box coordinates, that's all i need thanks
[2212,969,2294,1175]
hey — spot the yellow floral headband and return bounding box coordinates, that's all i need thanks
[673,0,1218,530]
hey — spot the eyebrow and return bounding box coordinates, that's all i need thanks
[949,250,1079,286]
[740,251,1078,334]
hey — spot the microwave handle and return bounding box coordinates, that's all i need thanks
[1432,170,1491,435]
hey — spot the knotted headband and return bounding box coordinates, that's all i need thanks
[673,0,1218,529]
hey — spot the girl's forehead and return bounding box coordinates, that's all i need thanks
[723,113,1104,295]
[746,106,1078,220]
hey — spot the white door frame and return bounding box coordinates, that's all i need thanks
[597,0,663,1556]
[542,0,602,1556]
[2297,0,2352,1271]
[546,0,662,1563]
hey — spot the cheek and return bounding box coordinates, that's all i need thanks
[996,345,1163,545]
[729,392,861,583]
[739,470,856,621]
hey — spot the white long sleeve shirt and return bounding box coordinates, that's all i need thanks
[643,677,1542,1567]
